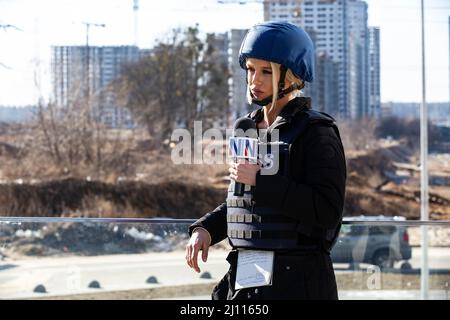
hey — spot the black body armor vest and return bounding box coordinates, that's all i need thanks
[226,108,343,252]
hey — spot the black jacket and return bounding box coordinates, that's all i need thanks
[189,97,347,246]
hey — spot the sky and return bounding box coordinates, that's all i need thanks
[0,0,449,106]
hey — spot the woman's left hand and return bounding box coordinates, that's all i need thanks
[229,160,260,186]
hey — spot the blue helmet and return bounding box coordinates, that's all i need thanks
[239,21,315,83]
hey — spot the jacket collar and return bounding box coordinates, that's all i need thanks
[250,97,311,129]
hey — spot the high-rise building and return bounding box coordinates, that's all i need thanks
[229,29,250,123]
[314,51,340,115]
[205,32,230,128]
[263,0,374,120]
[302,27,340,115]
[347,0,369,119]
[369,27,381,118]
[51,45,140,128]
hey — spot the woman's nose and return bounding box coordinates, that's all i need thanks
[251,71,262,85]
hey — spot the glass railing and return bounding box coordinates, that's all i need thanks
[0,217,449,300]
[332,219,450,300]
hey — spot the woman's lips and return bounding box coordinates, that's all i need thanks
[251,89,264,98]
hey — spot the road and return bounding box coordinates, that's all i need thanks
[0,249,229,299]
[0,247,449,299]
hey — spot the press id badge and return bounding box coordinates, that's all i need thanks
[234,250,274,290]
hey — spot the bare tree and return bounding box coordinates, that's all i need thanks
[32,77,136,179]
[115,26,230,147]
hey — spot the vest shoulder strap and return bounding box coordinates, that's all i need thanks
[283,109,337,145]
[246,108,341,145]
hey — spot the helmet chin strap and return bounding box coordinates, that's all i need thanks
[250,83,301,106]
[250,65,301,106]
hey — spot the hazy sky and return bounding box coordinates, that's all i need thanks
[0,0,449,106]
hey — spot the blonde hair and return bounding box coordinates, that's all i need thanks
[246,62,304,116]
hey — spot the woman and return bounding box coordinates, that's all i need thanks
[185,21,346,300]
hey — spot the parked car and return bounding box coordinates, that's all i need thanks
[331,216,412,269]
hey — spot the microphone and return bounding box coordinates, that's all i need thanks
[229,117,258,196]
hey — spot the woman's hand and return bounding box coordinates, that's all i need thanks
[185,228,211,273]
[229,160,260,186]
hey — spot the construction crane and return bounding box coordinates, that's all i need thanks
[82,22,106,48]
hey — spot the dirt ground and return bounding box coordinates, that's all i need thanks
[0,123,449,221]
